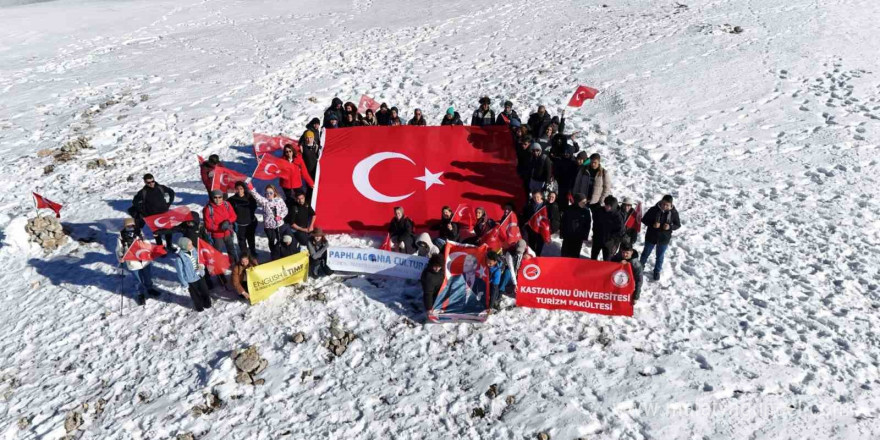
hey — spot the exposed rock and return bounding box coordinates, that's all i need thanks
[485,384,499,399]
[471,407,485,418]
[17,416,30,430]
[307,97,318,103]
[177,433,195,440]
[323,320,356,359]
[44,165,55,175]
[139,94,150,102]
[253,378,266,386]
[505,395,516,406]
[192,390,222,416]
[37,149,54,158]
[64,411,82,432]
[232,345,267,385]
[234,371,253,385]
[85,158,108,169]
[536,433,551,440]
[26,215,69,251]
[290,332,306,344]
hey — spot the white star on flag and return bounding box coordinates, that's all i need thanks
[477,266,487,279]
[414,168,444,190]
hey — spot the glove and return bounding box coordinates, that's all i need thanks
[220,220,231,231]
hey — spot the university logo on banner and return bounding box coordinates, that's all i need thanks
[516,257,634,316]
[315,126,522,233]
[327,247,428,280]
[246,251,309,304]
[144,206,193,232]
[428,242,491,323]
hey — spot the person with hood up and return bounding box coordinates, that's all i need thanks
[619,196,639,246]
[560,193,591,258]
[415,232,440,257]
[389,107,404,126]
[376,103,392,126]
[639,194,681,281]
[388,206,416,254]
[572,152,613,210]
[471,96,495,126]
[420,254,445,315]
[117,217,159,306]
[496,100,520,126]
[278,144,314,211]
[527,105,552,137]
[323,97,344,128]
[199,154,222,198]
[546,191,562,235]
[610,240,643,303]
[228,181,258,258]
[522,191,547,256]
[308,228,333,278]
[591,195,625,261]
[247,182,288,260]
[440,107,463,126]
[526,143,553,195]
[432,205,460,248]
[230,253,258,300]
[203,189,239,265]
[172,237,212,312]
[130,173,176,252]
[299,117,322,148]
[278,232,299,258]
[408,108,427,126]
[362,109,378,126]
[325,113,339,129]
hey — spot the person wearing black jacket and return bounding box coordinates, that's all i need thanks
[408,109,427,126]
[308,228,333,278]
[591,195,625,261]
[496,100,520,126]
[289,191,316,252]
[299,117,322,148]
[639,194,681,280]
[546,191,562,235]
[527,105,552,137]
[560,194,591,258]
[388,207,416,253]
[432,206,460,247]
[521,191,546,256]
[440,107,463,126]
[376,103,392,126]
[610,240,644,303]
[526,143,553,195]
[130,173,176,251]
[323,98,344,128]
[471,96,495,126]
[421,254,445,315]
[551,145,579,209]
[300,131,320,203]
[229,181,258,258]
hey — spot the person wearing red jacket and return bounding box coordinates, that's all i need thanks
[199,155,221,198]
[279,144,314,221]
[203,189,239,266]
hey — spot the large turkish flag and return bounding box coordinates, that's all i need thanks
[315,126,521,233]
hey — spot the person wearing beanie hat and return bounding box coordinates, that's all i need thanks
[441,107,463,126]
[203,187,239,265]
[525,143,553,196]
[278,232,298,258]
[619,197,640,246]
[471,96,496,127]
[299,117,323,149]
[308,227,333,278]
[408,108,427,126]
[199,154,222,196]
[116,216,159,306]
[171,236,212,312]
[421,254,446,315]
[323,97,344,128]
[610,239,643,303]
[639,195,681,281]
[300,127,320,203]
[591,195,626,261]
[560,193,592,258]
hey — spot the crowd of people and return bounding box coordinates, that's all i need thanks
[117,96,682,313]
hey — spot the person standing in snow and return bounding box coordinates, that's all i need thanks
[230,254,258,301]
[323,97,344,128]
[440,107,464,126]
[639,194,681,281]
[432,205,460,248]
[408,108,427,126]
[525,143,553,196]
[572,152,612,211]
[376,103,392,126]
[551,144,579,209]
[471,96,495,127]
[362,109,378,126]
[203,189,239,265]
[308,228,333,278]
[300,132,320,203]
[389,206,416,254]
[619,196,639,247]
[522,191,547,256]
[527,105,552,137]
[496,100,520,126]
[173,211,225,290]
[289,191,316,252]
[247,182,288,261]
[172,237,212,312]
[546,191,562,235]
[199,154,222,199]
[610,240,644,303]
[420,254,445,314]
[228,181,257,258]
[486,252,505,309]
[343,101,362,123]
[591,196,625,261]
[130,173,176,252]
[299,117,323,148]
[279,144,314,218]
[117,217,159,306]
[560,193,591,258]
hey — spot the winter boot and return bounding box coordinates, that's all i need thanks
[135,294,146,306]
[147,287,161,297]
[653,271,660,281]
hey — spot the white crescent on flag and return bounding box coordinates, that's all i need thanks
[134,249,152,260]
[352,152,417,203]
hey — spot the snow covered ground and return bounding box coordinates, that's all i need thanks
[2,0,880,438]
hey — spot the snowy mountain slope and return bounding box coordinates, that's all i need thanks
[1,0,880,438]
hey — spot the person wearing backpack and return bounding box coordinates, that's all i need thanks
[203,189,239,266]
[130,173,176,252]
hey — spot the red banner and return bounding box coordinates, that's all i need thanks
[198,238,230,275]
[32,192,63,218]
[516,257,634,316]
[211,165,248,192]
[315,126,521,233]
[144,206,193,232]
[121,238,167,262]
[428,242,491,322]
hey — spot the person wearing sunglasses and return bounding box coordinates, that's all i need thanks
[130,173,176,252]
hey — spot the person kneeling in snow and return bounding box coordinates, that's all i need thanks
[231,253,258,301]
[610,240,643,303]
[278,232,300,258]
[308,228,333,278]
[117,217,159,306]
[415,232,440,258]
[388,206,416,254]
[173,237,212,312]
[420,254,445,314]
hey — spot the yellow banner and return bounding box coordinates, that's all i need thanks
[246,251,309,305]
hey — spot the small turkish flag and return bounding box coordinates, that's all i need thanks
[198,238,230,275]
[451,204,476,231]
[479,226,504,251]
[197,155,205,165]
[211,165,249,192]
[625,202,643,234]
[253,133,283,157]
[122,238,167,262]
[144,206,193,232]
[567,85,599,108]
[32,192,63,218]
[500,212,522,246]
[380,233,392,251]
[358,94,381,114]
[527,206,552,243]
[252,153,290,180]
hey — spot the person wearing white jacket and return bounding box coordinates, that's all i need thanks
[247,182,288,261]
[116,217,159,305]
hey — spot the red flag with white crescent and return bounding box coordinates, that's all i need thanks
[32,192,63,218]
[358,94,381,114]
[428,242,491,323]
[197,238,230,275]
[527,206,552,243]
[567,85,599,108]
[253,133,282,157]
[499,212,522,246]
[625,202,643,233]
[252,153,291,180]
[144,206,193,232]
[314,126,522,233]
[121,238,167,262]
[211,165,249,192]
[451,204,476,231]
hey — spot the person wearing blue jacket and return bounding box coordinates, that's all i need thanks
[487,252,506,309]
[172,237,212,312]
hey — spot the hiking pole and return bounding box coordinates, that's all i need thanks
[116,263,125,315]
